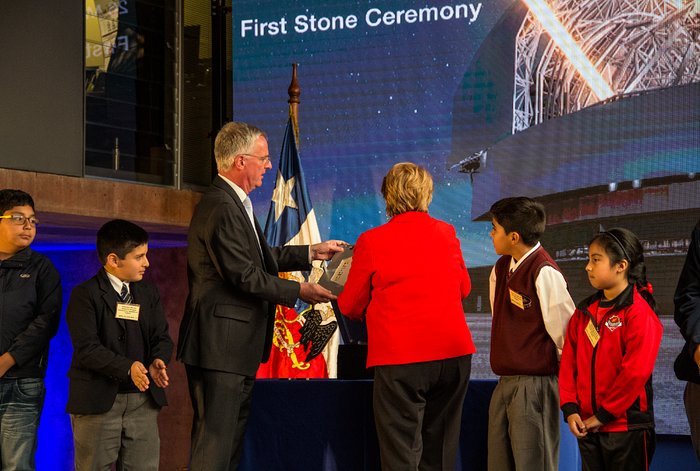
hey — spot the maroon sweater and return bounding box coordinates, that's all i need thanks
[490,247,562,376]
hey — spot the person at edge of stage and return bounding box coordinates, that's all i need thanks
[673,218,700,464]
[0,189,61,470]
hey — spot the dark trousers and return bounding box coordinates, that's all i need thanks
[578,429,656,471]
[186,365,255,471]
[684,381,700,463]
[373,354,472,471]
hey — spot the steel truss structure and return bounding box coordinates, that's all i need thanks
[513,0,700,133]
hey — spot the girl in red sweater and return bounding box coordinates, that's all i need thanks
[559,228,662,471]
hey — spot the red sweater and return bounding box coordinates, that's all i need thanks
[559,286,662,432]
[337,211,476,367]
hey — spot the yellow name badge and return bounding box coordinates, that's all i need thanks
[585,319,600,347]
[509,288,525,309]
[115,303,140,321]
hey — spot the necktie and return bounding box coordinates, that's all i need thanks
[243,197,261,246]
[118,283,144,372]
[242,197,256,227]
[120,283,133,304]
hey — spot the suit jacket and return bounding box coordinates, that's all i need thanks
[675,220,700,383]
[177,176,310,376]
[337,211,476,367]
[65,269,173,414]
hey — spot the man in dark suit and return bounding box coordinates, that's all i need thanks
[177,121,343,470]
[66,219,173,470]
[674,219,700,463]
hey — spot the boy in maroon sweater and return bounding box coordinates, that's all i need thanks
[487,197,575,471]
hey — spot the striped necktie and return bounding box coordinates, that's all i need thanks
[120,283,133,304]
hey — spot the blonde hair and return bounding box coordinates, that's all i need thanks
[381,162,433,218]
[214,122,266,172]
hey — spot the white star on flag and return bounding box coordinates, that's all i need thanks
[271,171,297,221]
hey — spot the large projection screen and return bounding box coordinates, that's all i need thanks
[232,1,700,435]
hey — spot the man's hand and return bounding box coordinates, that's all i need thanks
[299,282,337,304]
[310,240,348,261]
[148,359,170,388]
[0,352,16,378]
[130,361,150,392]
[566,413,587,438]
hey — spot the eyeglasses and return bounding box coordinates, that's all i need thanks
[0,214,40,226]
[239,153,271,165]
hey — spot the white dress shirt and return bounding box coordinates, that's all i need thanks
[489,242,575,358]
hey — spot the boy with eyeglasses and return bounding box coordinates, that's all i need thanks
[0,189,62,470]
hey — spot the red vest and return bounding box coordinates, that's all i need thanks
[490,247,561,376]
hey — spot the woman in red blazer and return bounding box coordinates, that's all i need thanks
[338,162,476,471]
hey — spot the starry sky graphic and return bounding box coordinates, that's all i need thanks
[233,0,515,266]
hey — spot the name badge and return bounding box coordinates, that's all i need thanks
[585,319,600,347]
[116,303,140,321]
[509,288,525,309]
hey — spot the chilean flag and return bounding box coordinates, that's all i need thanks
[256,119,339,378]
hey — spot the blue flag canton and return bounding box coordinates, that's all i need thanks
[264,119,315,247]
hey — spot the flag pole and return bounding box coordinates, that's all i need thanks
[288,63,300,147]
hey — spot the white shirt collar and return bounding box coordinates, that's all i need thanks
[218,173,247,203]
[509,241,542,272]
[105,270,128,295]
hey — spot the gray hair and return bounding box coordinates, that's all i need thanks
[214,122,266,172]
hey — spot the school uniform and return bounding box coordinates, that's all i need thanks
[66,268,173,470]
[488,243,575,471]
[560,285,662,470]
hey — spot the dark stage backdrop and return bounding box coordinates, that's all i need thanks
[231,0,700,435]
[0,2,83,176]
